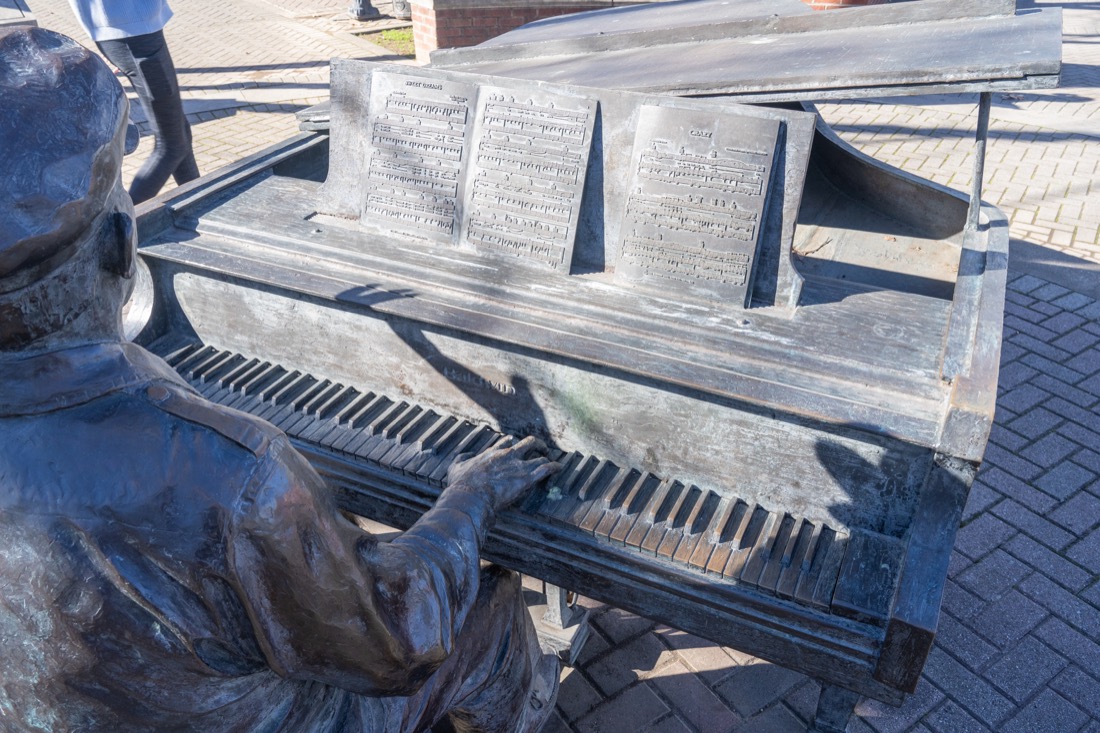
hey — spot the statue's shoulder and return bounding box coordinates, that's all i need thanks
[143,382,282,458]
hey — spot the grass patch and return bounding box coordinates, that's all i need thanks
[361,28,415,58]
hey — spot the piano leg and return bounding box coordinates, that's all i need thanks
[810,685,860,733]
[527,581,590,667]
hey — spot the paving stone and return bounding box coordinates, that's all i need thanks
[642,713,691,733]
[574,628,611,668]
[934,614,999,670]
[970,590,1049,649]
[646,660,740,733]
[992,500,1075,550]
[984,636,1069,703]
[1079,371,1100,398]
[954,512,1017,560]
[1050,666,1100,719]
[920,647,1015,728]
[654,627,738,687]
[1031,374,1100,409]
[1084,581,1100,610]
[941,580,986,621]
[858,678,944,733]
[1052,292,1095,311]
[574,683,670,733]
[1066,527,1100,574]
[993,361,1040,391]
[923,700,992,733]
[1021,432,1081,469]
[983,444,1043,483]
[961,480,1001,522]
[584,631,667,697]
[592,607,657,645]
[782,681,821,724]
[733,703,806,733]
[1004,534,1094,593]
[1049,490,1100,535]
[557,667,606,723]
[1010,274,1049,295]
[956,549,1031,600]
[1035,461,1099,501]
[976,466,1056,514]
[1041,311,1087,335]
[1016,352,1095,385]
[714,661,804,718]
[999,690,1089,733]
[1065,347,1100,377]
[1032,283,1072,301]
[540,708,572,733]
[1046,397,1100,434]
[1035,618,1100,673]
[1005,407,1061,440]
[1078,449,1100,474]
[992,383,1052,414]
[1051,330,1095,354]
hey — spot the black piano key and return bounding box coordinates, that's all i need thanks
[673,490,721,566]
[238,364,287,400]
[381,404,422,441]
[404,417,464,475]
[431,425,495,485]
[687,495,734,571]
[624,478,677,550]
[184,349,234,383]
[606,473,660,545]
[757,515,800,594]
[654,485,701,558]
[364,406,424,464]
[563,461,619,527]
[415,415,457,453]
[281,380,337,435]
[810,532,848,611]
[414,420,476,481]
[353,402,410,461]
[215,358,262,392]
[173,345,220,375]
[704,499,750,575]
[268,377,325,430]
[338,396,395,454]
[776,520,817,600]
[199,353,247,386]
[517,448,568,515]
[576,468,640,535]
[255,369,302,406]
[722,505,769,581]
[739,511,784,588]
[541,455,600,525]
[160,340,203,366]
[383,416,445,474]
[222,360,271,396]
[794,526,840,608]
[638,481,689,554]
[323,392,381,447]
[298,387,361,443]
[531,452,583,517]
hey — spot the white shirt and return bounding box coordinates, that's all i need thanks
[67,0,173,42]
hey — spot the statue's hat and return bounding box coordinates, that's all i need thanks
[0,27,127,294]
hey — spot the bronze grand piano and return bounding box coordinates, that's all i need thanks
[128,3,1061,730]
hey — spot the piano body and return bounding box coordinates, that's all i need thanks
[127,3,1060,730]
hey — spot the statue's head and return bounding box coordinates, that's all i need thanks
[0,26,135,352]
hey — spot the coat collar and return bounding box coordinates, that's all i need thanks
[0,341,186,416]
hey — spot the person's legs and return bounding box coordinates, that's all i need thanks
[97,32,199,204]
[377,566,559,733]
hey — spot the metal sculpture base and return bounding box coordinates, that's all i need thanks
[524,581,590,667]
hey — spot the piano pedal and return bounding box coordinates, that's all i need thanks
[522,579,590,667]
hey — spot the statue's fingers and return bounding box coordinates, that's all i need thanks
[530,460,561,482]
[512,435,549,457]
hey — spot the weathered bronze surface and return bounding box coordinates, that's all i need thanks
[0,27,560,733]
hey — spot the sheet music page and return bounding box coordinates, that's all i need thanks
[615,105,781,306]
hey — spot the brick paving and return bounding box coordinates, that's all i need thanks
[19,0,1100,730]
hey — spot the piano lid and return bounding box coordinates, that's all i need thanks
[429,0,1062,102]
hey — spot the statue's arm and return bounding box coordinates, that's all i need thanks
[229,435,554,696]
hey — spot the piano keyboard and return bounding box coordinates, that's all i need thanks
[152,339,850,613]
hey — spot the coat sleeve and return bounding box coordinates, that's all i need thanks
[228,436,494,696]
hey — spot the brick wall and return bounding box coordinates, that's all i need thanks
[802,0,889,8]
[412,0,620,62]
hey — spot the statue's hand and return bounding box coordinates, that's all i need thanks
[446,436,560,510]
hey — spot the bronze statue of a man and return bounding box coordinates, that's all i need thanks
[0,27,560,733]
